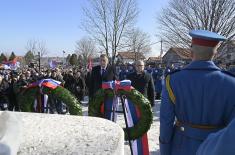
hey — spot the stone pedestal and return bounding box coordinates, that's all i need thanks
[0,112,124,155]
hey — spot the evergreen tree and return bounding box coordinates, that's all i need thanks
[66,54,71,64]
[9,52,16,61]
[77,55,83,67]
[69,54,78,66]
[24,51,34,64]
[0,53,7,63]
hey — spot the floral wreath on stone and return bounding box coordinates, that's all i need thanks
[88,80,153,140]
[19,79,82,115]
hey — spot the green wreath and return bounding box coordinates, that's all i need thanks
[88,88,153,140]
[19,86,82,115]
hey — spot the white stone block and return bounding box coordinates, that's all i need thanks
[0,112,124,155]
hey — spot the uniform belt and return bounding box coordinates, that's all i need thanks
[175,120,224,141]
[175,120,224,130]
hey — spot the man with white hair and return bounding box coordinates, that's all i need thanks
[160,30,235,155]
[127,60,155,106]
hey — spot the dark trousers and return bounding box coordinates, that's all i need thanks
[8,94,19,111]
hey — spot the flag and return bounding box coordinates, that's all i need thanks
[28,79,61,90]
[49,60,57,69]
[2,58,20,70]
[88,56,92,70]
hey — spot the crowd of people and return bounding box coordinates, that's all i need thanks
[1,57,234,112]
[0,67,88,111]
[1,55,235,112]
[0,55,180,112]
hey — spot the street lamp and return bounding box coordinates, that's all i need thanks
[38,52,41,72]
[63,50,65,66]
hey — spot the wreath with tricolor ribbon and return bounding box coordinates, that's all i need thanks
[88,80,153,140]
[18,79,82,115]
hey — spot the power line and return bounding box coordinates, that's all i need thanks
[98,40,165,54]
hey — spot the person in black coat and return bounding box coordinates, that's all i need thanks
[127,60,155,106]
[74,71,86,101]
[0,76,10,111]
[89,54,117,98]
[64,70,75,91]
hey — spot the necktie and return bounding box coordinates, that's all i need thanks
[102,69,105,76]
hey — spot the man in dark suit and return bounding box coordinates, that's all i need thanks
[89,54,117,98]
[127,60,155,106]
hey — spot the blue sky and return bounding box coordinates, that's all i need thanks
[0,0,169,57]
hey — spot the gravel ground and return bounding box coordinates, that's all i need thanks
[82,100,160,155]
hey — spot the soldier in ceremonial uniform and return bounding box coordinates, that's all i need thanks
[146,65,153,74]
[159,30,235,155]
[152,66,163,99]
[119,66,128,80]
[197,118,235,155]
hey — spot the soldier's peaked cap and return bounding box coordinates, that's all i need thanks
[189,30,226,47]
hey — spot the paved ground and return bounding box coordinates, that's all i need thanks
[82,100,160,155]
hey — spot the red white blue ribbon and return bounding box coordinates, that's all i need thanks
[28,79,61,90]
[102,80,132,91]
[28,79,61,112]
[101,80,133,122]
[102,80,149,155]
[125,98,150,155]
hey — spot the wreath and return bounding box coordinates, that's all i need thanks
[88,81,153,140]
[18,79,82,115]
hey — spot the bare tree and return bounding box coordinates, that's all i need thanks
[25,39,37,55]
[75,37,97,68]
[158,0,235,48]
[126,28,151,60]
[25,39,48,57]
[37,41,47,57]
[81,0,139,64]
